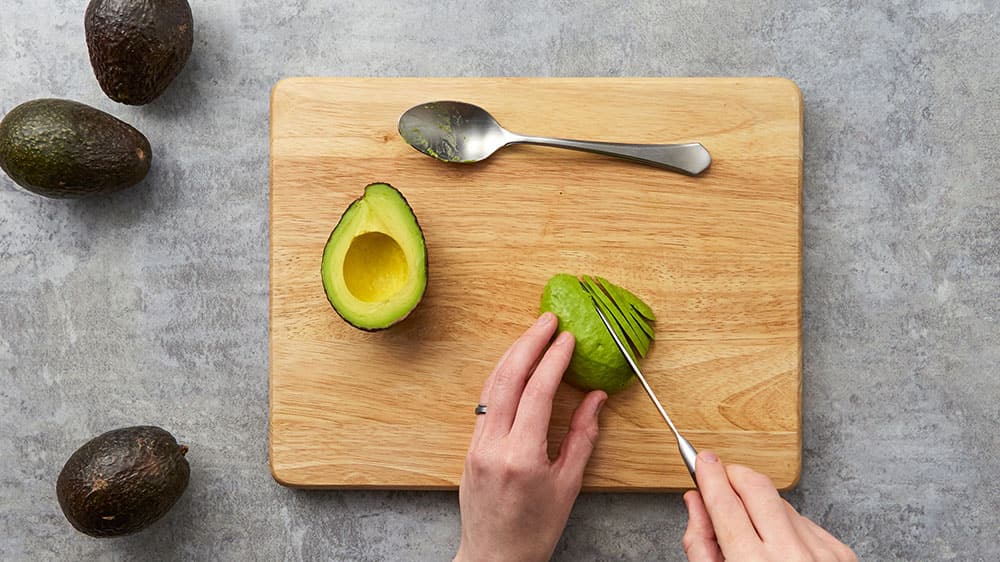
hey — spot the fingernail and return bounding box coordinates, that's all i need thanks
[699,451,719,464]
[596,395,607,415]
[537,312,554,326]
[555,331,573,345]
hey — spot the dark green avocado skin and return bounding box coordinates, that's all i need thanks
[85,0,194,105]
[0,99,152,199]
[56,426,190,538]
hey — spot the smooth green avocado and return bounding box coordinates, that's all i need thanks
[85,0,194,105]
[56,426,190,538]
[540,273,656,394]
[0,99,151,198]
[321,183,428,331]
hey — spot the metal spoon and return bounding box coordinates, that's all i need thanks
[398,101,711,176]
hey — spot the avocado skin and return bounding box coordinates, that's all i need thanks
[85,0,194,105]
[0,99,152,199]
[56,426,189,538]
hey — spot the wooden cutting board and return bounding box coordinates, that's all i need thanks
[270,77,802,491]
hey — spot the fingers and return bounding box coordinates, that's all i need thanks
[554,390,606,482]
[470,344,514,448]
[781,501,820,541]
[478,345,513,405]
[780,501,830,560]
[784,501,858,561]
[482,313,559,438]
[692,451,855,562]
[724,464,801,548]
[510,331,575,440]
[682,491,724,562]
[693,451,759,557]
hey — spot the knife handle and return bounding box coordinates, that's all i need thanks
[677,434,698,485]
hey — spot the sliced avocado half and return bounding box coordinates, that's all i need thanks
[581,275,649,359]
[540,273,656,394]
[321,183,427,331]
[595,275,655,340]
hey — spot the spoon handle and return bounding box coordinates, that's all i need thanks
[509,135,711,176]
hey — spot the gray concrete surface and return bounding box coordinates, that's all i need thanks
[2,1,998,560]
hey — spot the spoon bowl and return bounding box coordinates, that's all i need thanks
[398,101,507,163]
[398,101,711,176]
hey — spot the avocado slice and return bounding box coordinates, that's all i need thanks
[0,99,151,198]
[85,0,194,105]
[581,275,649,358]
[56,426,189,538]
[597,275,656,321]
[321,183,428,331]
[540,273,657,394]
[595,275,655,340]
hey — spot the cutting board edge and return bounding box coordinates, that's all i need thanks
[267,447,803,492]
[269,74,804,89]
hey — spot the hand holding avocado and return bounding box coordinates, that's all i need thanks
[455,313,607,562]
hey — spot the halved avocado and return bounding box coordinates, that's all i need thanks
[321,183,427,331]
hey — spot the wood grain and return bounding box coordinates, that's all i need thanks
[269,77,803,491]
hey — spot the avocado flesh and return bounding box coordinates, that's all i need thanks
[597,275,656,322]
[591,275,655,345]
[85,0,194,105]
[322,183,427,331]
[56,426,189,538]
[0,99,151,198]
[540,273,656,394]
[582,275,650,358]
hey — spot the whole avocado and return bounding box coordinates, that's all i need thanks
[56,426,190,538]
[85,0,194,105]
[0,99,151,198]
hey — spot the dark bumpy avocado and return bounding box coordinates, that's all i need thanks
[321,183,428,331]
[85,0,194,105]
[0,99,151,198]
[56,426,189,537]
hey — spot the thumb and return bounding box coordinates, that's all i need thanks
[683,490,724,562]
[555,390,607,480]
